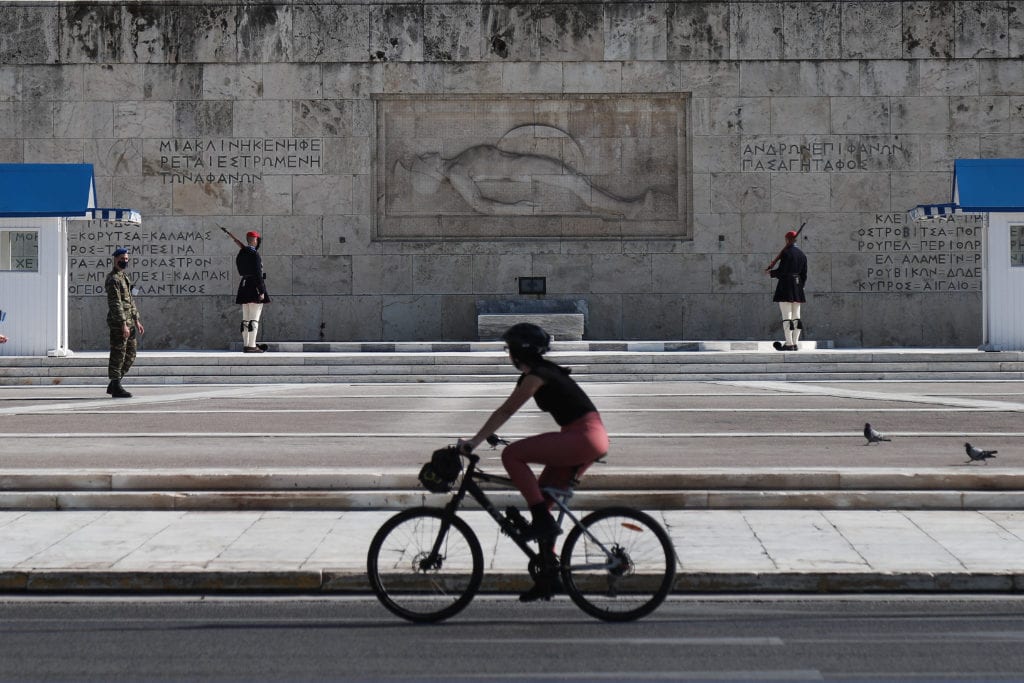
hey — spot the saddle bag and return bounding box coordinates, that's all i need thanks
[418,446,463,493]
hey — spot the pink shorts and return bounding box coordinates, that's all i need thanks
[500,412,609,506]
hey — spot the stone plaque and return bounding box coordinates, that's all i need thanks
[373,93,690,239]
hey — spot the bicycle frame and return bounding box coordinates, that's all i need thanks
[427,454,624,574]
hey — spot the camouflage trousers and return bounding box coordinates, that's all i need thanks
[108,326,137,380]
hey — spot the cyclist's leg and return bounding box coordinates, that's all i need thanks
[505,414,608,602]
[502,432,562,505]
[502,412,609,505]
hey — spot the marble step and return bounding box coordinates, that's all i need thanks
[2,346,1022,384]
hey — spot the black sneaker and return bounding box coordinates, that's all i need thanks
[519,574,562,603]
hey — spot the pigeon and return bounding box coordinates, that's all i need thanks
[485,434,510,449]
[965,442,997,464]
[864,423,891,445]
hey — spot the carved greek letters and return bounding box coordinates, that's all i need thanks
[153,138,324,184]
[854,214,983,293]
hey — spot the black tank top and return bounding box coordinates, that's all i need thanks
[518,359,597,426]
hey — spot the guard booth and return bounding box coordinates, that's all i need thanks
[0,164,141,356]
[910,159,1024,351]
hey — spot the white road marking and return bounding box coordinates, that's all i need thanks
[14,407,1003,414]
[722,381,1024,411]
[439,672,822,681]
[453,637,785,646]
[0,385,298,417]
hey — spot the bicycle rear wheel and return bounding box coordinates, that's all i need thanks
[560,507,676,622]
[367,507,483,623]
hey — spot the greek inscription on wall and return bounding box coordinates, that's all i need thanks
[853,213,983,293]
[67,223,230,297]
[150,138,324,185]
[741,136,911,172]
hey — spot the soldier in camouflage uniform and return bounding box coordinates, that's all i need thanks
[105,247,144,398]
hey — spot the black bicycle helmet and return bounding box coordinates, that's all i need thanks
[501,322,551,359]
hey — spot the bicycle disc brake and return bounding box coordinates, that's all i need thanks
[414,551,443,572]
[604,545,635,596]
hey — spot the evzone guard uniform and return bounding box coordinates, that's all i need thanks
[769,230,807,351]
[235,230,270,353]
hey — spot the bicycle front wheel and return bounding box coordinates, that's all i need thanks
[366,507,483,623]
[560,507,676,622]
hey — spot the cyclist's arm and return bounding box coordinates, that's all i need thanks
[462,374,544,452]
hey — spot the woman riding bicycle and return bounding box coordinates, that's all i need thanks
[459,323,609,600]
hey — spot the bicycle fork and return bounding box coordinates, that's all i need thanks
[418,493,471,571]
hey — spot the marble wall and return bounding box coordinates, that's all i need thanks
[1,1,1022,348]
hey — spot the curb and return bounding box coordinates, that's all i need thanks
[5,468,1024,511]
[6,489,1024,511]
[2,570,1022,594]
[5,468,1024,491]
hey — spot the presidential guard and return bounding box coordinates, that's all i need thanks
[105,247,144,398]
[767,229,807,351]
[222,228,270,353]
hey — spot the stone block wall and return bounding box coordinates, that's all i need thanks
[1,1,1021,348]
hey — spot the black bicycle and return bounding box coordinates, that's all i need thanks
[366,445,677,623]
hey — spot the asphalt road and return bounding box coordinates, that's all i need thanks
[2,596,1023,681]
[1,379,1023,470]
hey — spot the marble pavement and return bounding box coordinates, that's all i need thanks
[1,508,1023,593]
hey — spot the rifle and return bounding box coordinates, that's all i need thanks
[221,228,260,252]
[765,221,806,272]
[219,225,244,249]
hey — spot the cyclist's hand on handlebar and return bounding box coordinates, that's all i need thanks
[457,439,474,455]
[485,434,510,448]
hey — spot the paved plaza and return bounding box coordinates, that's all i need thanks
[2,357,1024,592]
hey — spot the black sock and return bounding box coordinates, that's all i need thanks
[529,502,553,525]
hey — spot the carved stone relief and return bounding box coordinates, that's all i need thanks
[374,94,689,239]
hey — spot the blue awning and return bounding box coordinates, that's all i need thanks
[85,207,142,223]
[954,158,1024,212]
[910,158,1024,221]
[0,163,140,224]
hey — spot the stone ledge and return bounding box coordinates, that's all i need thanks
[478,313,585,341]
[6,468,1024,493]
[0,570,1021,594]
[6,489,1024,511]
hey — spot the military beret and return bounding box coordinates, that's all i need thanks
[112,247,128,257]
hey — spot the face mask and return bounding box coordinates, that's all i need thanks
[117,259,128,269]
